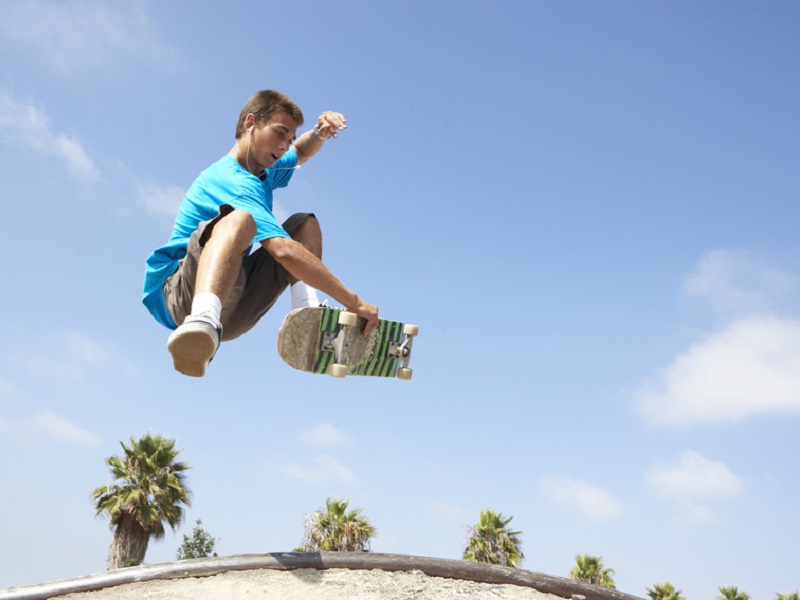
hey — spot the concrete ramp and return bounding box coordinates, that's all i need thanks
[0,553,644,600]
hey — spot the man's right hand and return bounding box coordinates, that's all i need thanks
[348,296,379,334]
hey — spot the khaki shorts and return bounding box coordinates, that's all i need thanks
[164,205,315,341]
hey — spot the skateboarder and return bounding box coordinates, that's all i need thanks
[142,90,379,377]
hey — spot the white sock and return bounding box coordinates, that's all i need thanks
[291,282,320,309]
[188,292,222,325]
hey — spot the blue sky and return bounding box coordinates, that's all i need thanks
[1,1,799,598]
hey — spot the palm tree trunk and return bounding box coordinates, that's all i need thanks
[108,512,150,569]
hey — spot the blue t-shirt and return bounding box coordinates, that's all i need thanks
[142,149,298,329]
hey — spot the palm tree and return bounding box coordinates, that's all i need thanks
[570,553,616,589]
[463,509,524,568]
[717,586,750,600]
[298,498,376,552]
[647,582,686,600]
[776,593,800,600]
[92,434,191,569]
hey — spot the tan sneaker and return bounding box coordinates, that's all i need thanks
[167,319,221,377]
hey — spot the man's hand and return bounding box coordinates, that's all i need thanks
[315,111,347,140]
[294,111,347,164]
[347,296,379,335]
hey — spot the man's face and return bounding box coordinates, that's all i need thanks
[250,111,299,169]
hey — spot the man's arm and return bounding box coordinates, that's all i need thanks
[293,111,347,165]
[262,236,379,333]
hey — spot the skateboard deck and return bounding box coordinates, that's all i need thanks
[277,306,418,379]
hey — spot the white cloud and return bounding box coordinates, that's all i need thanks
[636,250,800,426]
[682,504,718,524]
[33,411,102,447]
[299,423,351,447]
[0,1,177,74]
[635,315,800,426]
[0,411,101,447]
[539,474,623,521]
[136,181,185,219]
[645,450,742,523]
[2,330,140,385]
[0,93,100,182]
[645,451,742,502]
[684,249,795,315]
[63,331,137,379]
[279,454,357,485]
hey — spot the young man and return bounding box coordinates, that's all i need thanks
[143,90,379,377]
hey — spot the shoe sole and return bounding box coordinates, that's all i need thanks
[167,325,219,377]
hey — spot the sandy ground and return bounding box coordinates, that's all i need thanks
[58,568,569,600]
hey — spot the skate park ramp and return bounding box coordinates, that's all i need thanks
[0,552,645,600]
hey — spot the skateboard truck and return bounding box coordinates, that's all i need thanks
[320,311,364,378]
[322,329,349,378]
[390,324,418,380]
[389,336,413,363]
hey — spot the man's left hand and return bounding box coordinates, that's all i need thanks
[315,111,347,140]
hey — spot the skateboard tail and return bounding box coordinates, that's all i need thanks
[348,319,405,377]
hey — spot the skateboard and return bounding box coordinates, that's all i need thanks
[277,306,418,379]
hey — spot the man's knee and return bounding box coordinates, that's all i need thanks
[293,214,321,238]
[290,214,322,257]
[205,209,257,249]
[220,209,257,236]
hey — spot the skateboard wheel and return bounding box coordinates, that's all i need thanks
[403,324,419,336]
[328,363,348,378]
[338,311,358,326]
[397,367,413,381]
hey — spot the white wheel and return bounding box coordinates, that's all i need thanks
[403,323,419,336]
[397,367,413,381]
[338,311,358,326]
[328,363,348,378]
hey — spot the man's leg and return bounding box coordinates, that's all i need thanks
[286,214,323,307]
[193,209,256,301]
[167,208,256,377]
[221,213,322,341]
